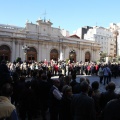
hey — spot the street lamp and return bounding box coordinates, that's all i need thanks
[22,45,29,61]
[99,51,103,62]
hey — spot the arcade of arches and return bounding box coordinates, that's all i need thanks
[69,50,76,63]
[50,49,59,61]
[0,46,91,62]
[85,52,90,62]
[27,47,37,61]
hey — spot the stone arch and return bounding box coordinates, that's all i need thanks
[0,45,11,62]
[27,47,37,62]
[69,50,76,63]
[50,49,59,61]
[85,51,91,62]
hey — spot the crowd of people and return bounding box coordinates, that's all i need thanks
[0,59,120,120]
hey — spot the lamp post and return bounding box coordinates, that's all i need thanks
[22,45,29,62]
[99,51,103,62]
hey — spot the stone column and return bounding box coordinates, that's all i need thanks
[60,51,63,60]
[15,41,19,59]
[20,42,24,62]
[39,42,42,61]
[12,40,16,62]
[81,48,84,62]
[63,45,67,60]
[37,41,40,61]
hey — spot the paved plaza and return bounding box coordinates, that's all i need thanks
[52,75,120,94]
[25,75,120,120]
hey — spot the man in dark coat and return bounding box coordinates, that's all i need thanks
[0,61,11,88]
[71,81,96,120]
[38,73,51,120]
[49,79,62,120]
[103,98,120,120]
[100,82,119,111]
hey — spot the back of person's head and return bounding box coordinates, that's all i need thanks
[64,76,71,85]
[41,73,47,80]
[108,82,116,91]
[62,85,72,96]
[0,61,11,87]
[80,81,89,93]
[79,77,86,83]
[59,74,64,79]
[52,79,60,87]
[0,83,13,97]
[91,81,99,90]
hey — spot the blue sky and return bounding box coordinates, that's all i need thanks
[0,0,120,33]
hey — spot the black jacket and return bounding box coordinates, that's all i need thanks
[71,92,96,120]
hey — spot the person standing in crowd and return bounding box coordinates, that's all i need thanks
[98,65,104,84]
[103,65,112,85]
[60,85,73,120]
[70,73,77,92]
[103,97,120,120]
[49,79,63,120]
[71,81,96,120]
[0,60,11,88]
[95,64,99,76]
[91,81,101,120]
[38,73,51,120]
[112,63,118,79]
[72,77,86,94]
[0,83,18,120]
[80,63,84,75]
[18,81,35,120]
[100,82,119,112]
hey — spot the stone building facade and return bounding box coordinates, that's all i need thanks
[0,19,100,63]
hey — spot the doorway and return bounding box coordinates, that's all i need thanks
[0,45,11,62]
[85,52,90,62]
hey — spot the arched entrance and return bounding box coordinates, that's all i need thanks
[27,47,37,61]
[50,49,58,61]
[85,52,90,62]
[69,50,76,63]
[0,45,11,62]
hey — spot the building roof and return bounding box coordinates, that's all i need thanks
[69,34,80,39]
